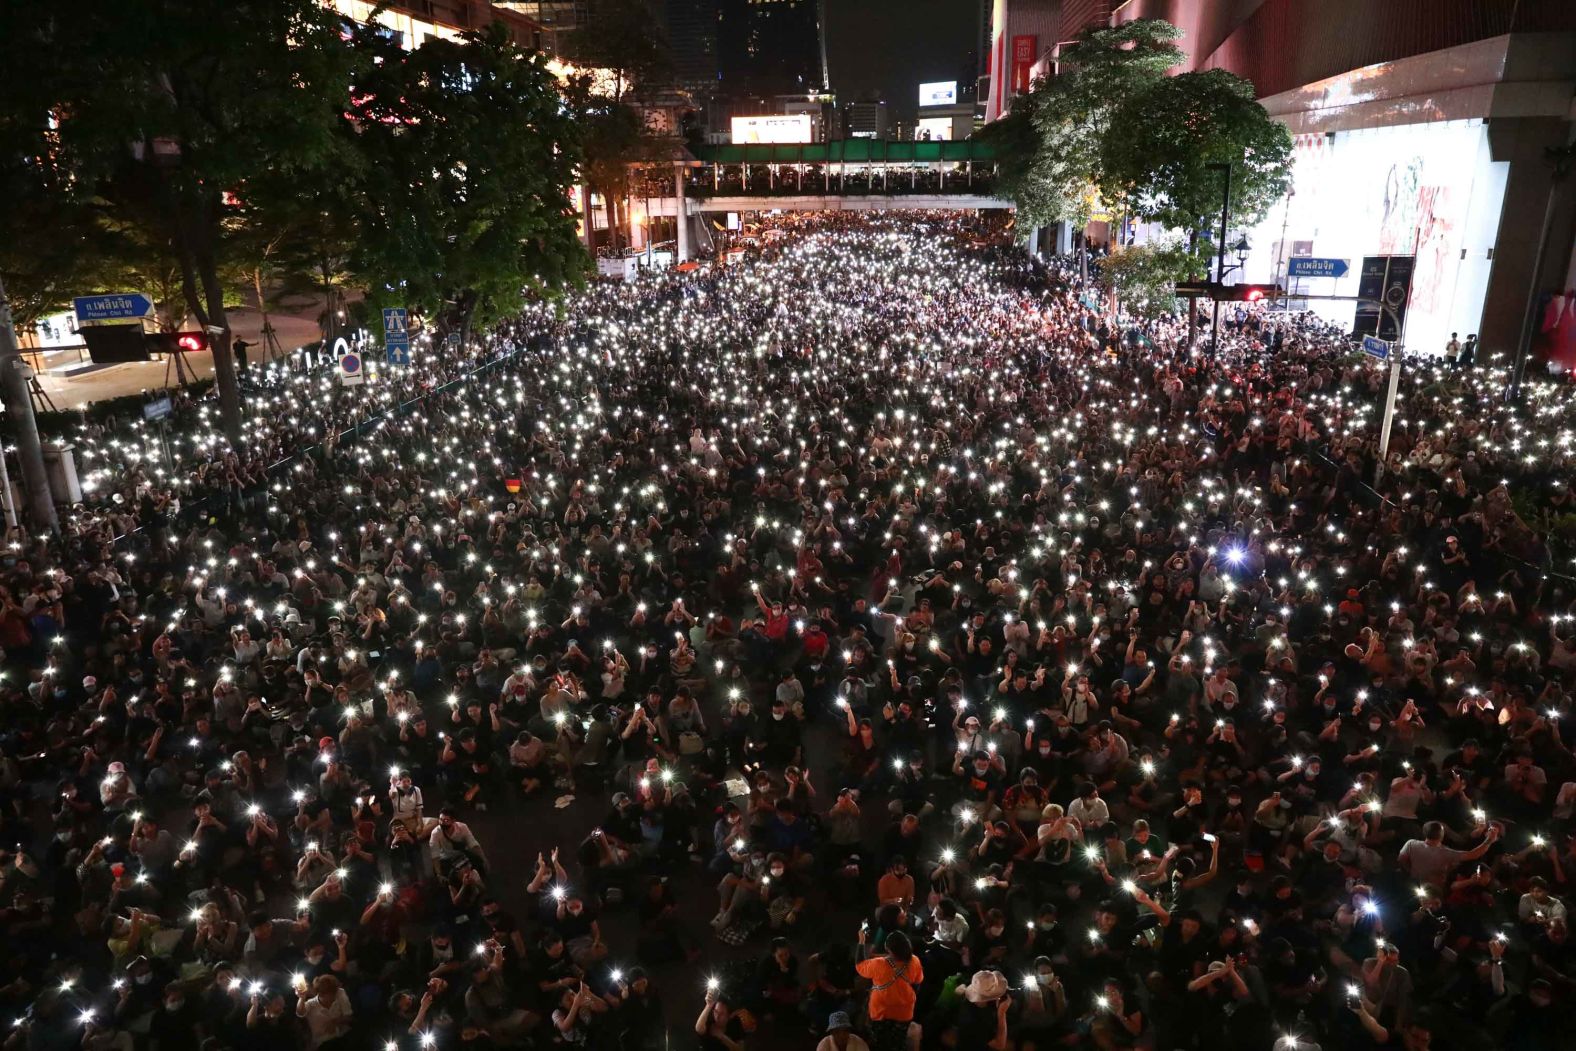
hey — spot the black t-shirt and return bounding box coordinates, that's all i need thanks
[696,1015,746,1051]
[960,765,1003,804]
[1158,925,1211,989]
[551,904,597,942]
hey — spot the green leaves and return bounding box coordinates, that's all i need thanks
[987,18,1291,250]
[1101,69,1293,237]
[985,19,1181,229]
[345,23,587,335]
[1095,237,1204,319]
[1,2,588,352]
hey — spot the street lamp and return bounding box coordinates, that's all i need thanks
[1230,236,1251,272]
[1216,236,1252,281]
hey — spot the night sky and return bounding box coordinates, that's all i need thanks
[824,0,982,128]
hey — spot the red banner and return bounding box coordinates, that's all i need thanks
[1011,35,1037,94]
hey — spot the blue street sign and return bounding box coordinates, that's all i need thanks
[73,293,154,323]
[1287,257,1349,279]
[382,307,410,366]
[1362,335,1390,361]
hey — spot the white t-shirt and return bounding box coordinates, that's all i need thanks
[300,989,352,1048]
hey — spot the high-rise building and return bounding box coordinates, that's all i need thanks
[843,99,888,140]
[717,0,827,99]
[496,0,586,49]
[662,0,720,100]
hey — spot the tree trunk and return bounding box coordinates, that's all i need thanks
[168,190,241,443]
[458,291,477,352]
[1185,229,1201,351]
[197,249,241,445]
[320,259,337,346]
[252,266,272,361]
[1077,227,1088,286]
[603,191,617,254]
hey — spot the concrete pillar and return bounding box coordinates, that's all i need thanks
[674,164,691,263]
[1052,222,1074,255]
[1026,225,1041,258]
[1481,117,1576,358]
[41,441,81,506]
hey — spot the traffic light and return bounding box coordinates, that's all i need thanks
[144,330,210,356]
[1215,283,1283,303]
[82,325,151,363]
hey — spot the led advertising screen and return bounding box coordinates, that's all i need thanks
[731,115,812,144]
[918,81,957,107]
[914,117,954,141]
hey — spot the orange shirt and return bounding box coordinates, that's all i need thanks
[877,873,915,907]
[856,954,923,1021]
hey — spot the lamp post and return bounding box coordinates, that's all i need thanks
[1206,162,1232,356]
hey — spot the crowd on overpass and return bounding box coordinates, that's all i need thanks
[1,213,1575,1051]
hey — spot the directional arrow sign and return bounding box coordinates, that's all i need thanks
[73,293,154,323]
[1287,257,1349,279]
[1362,335,1390,361]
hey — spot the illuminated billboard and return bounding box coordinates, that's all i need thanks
[915,117,954,141]
[919,81,958,107]
[731,115,812,144]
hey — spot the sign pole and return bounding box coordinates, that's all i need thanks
[1376,350,1402,485]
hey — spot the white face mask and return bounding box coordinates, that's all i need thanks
[772,712,784,721]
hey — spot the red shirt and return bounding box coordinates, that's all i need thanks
[763,610,789,641]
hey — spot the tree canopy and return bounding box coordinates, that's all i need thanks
[983,19,1182,229]
[345,23,587,338]
[0,1,592,423]
[1101,68,1293,238]
[0,0,357,439]
[986,17,1291,287]
[1096,238,1194,319]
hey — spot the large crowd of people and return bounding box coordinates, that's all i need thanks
[4,213,1576,1051]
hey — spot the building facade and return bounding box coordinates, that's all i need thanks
[329,0,546,50]
[844,100,890,140]
[717,0,827,99]
[985,0,1576,361]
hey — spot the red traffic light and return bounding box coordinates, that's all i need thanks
[1215,283,1283,303]
[143,331,211,356]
